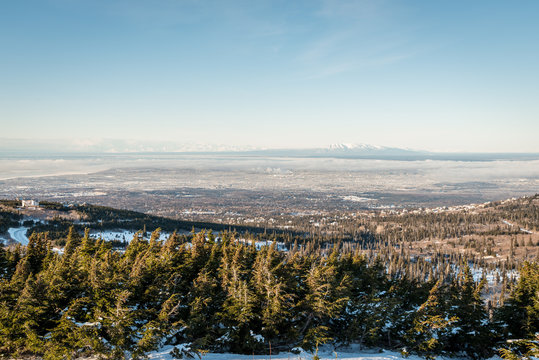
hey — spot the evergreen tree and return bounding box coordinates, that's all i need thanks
[498,261,539,339]
[447,266,495,359]
[301,258,349,349]
[406,279,458,359]
[64,226,81,258]
[252,244,293,348]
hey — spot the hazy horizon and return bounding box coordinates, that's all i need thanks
[2,138,539,155]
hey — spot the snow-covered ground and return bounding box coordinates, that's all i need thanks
[147,346,498,360]
[89,230,171,242]
[3,227,176,247]
[237,238,288,251]
[342,196,374,203]
[470,266,519,284]
[7,227,29,245]
[501,219,534,234]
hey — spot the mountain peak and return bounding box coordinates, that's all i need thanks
[327,143,385,151]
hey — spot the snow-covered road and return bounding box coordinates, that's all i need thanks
[502,219,533,234]
[8,227,29,246]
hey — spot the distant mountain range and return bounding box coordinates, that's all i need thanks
[315,143,426,156]
[0,138,254,154]
[233,143,429,159]
[0,139,421,155]
[1,139,539,161]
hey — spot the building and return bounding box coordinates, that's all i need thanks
[21,199,39,208]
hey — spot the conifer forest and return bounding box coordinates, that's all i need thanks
[0,197,537,359]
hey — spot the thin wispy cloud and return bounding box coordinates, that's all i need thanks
[316,0,384,21]
[293,0,416,79]
[305,62,358,79]
[297,34,417,79]
[297,31,354,63]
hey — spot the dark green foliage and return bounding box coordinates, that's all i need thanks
[497,261,539,339]
[39,201,69,211]
[445,266,496,359]
[0,200,22,208]
[498,339,539,360]
[0,226,536,359]
[0,208,22,234]
[406,279,458,359]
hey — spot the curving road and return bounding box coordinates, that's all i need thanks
[8,227,29,246]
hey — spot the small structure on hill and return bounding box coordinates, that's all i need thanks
[21,199,39,208]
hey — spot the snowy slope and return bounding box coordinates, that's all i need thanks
[7,227,29,245]
[147,346,497,360]
[89,230,172,242]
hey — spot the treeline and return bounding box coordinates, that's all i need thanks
[495,196,539,232]
[0,229,537,359]
[75,203,296,235]
[0,210,22,234]
[24,203,298,240]
[291,194,539,243]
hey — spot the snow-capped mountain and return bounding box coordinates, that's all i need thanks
[311,143,426,157]
[6,139,534,161]
[326,143,387,151]
[0,138,428,159]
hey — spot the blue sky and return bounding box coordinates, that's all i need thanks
[1,0,538,152]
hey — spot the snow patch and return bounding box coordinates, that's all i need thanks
[89,230,170,243]
[237,238,287,251]
[147,346,477,360]
[8,227,29,246]
[342,196,374,203]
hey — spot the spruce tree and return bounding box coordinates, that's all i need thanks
[406,279,457,359]
[498,261,539,339]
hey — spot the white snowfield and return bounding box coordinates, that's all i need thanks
[238,238,288,251]
[342,196,374,203]
[7,227,29,246]
[147,346,498,360]
[89,230,172,242]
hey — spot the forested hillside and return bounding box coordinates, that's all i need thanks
[0,198,538,359]
[0,225,537,359]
